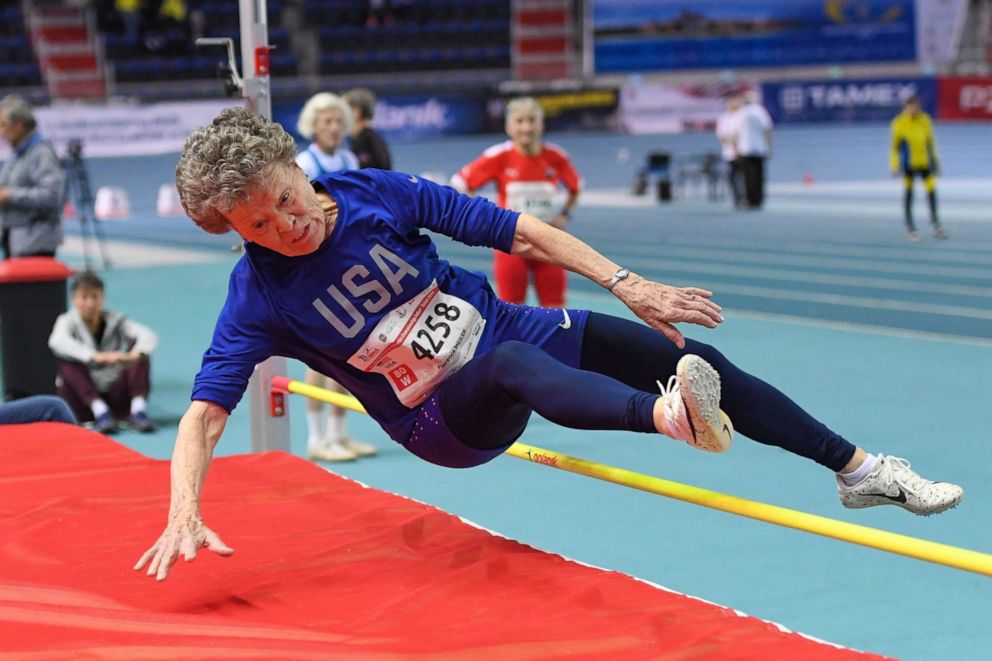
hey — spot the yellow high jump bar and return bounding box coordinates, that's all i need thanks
[271,377,992,577]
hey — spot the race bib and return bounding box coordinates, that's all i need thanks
[347,281,486,408]
[506,181,558,222]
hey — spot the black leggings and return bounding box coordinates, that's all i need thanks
[437,312,857,471]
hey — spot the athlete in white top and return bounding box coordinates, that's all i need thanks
[295,92,367,462]
[715,96,744,207]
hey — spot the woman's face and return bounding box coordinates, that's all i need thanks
[224,163,330,257]
[313,107,347,152]
[506,108,543,151]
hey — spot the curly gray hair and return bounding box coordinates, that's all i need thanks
[175,107,297,234]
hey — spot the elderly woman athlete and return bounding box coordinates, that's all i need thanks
[136,108,962,581]
[453,97,580,307]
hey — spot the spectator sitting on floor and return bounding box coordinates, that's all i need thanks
[48,271,158,434]
[0,395,77,425]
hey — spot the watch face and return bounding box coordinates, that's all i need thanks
[618,268,629,277]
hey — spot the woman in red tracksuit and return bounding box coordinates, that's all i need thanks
[452,97,582,307]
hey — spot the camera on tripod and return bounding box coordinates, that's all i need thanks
[62,138,110,270]
[66,138,84,162]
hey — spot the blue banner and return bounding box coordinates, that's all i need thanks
[368,94,487,141]
[762,78,937,124]
[275,94,487,143]
[593,0,916,73]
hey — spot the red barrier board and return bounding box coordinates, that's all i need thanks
[937,77,992,120]
[0,425,890,659]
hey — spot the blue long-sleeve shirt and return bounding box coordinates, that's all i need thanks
[193,169,533,442]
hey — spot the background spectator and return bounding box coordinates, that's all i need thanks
[890,94,947,241]
[344,88,392,170]
[452,97,582,308]
[296,92,359,178]
[295,93,374,463]
[115,0,144,47]
[48,271,158,434]
[0,95,65,259]
[734,93,773,210]
[716,96,744,208]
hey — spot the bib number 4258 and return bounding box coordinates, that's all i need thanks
[411,303,461,360]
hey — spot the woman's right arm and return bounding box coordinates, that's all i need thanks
[133,400,234,581]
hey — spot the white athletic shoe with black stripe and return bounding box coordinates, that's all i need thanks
[837,455,964,516]
[656,355,733,453]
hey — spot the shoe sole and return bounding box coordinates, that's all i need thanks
[676,355,733,453]
[841,491,964,516]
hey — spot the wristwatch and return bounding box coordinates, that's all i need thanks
[607,267,630,292]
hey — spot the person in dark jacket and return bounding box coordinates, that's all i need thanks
[0,95,65,259]
[344,88,392,170]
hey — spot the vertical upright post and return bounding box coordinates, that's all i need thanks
[247,354,290,453]
[581,0,593,80]
[240,0,290,452]
[239,0,272,120]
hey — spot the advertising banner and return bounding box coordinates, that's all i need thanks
[485,87,619,132]
[593,0,917,73]
[277,94,488,143]
[915,0,969,65]
[0,100,241,159]
[618,82,753,134]
[936,77,992,121]
[762,78,936,124]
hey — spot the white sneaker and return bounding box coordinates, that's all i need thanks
[339,436,377,457]
[308,438,358,463]
[837,455,963,516]
[656,354,733,453]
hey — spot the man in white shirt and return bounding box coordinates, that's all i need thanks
[715,96,743,208]
[734,94,773,209]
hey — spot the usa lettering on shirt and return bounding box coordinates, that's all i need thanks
[311,243,420,339]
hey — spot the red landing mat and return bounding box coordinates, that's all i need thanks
[0,424,888,660]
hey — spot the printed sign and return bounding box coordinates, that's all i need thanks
[618,81,753,134]
[936,77,992,121]
[0,100,241,159]
[593,0,917,73]
[762,78,936,123]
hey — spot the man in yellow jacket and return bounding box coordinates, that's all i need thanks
[890,95,947,241]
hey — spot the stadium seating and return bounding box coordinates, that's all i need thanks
[98,0,509,85]
[0,8,43,88]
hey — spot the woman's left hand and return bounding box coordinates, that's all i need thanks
[613,276,723,348]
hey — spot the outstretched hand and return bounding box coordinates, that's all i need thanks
[134,515,233,581]
[614,277,723,348]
